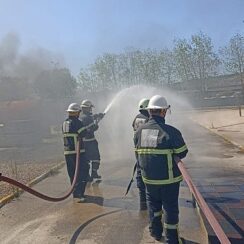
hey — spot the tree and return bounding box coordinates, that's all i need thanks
[0,76,32,101]
[158,49,176,85]
[78,68,95,92]
[191,32,220,91]
[33,68,77,99]
[173,38,195,81]
[174,33,220,92]
[220,33,244,93]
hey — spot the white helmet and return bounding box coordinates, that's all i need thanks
[66,103,81,112]
[138,98,149,110]
[81,99,94,108]
[147,95,170,110]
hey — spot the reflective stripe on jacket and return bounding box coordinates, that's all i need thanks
[62,116,86,155]
[134,115,188,185]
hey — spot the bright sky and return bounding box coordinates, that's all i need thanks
[0,0,243,75]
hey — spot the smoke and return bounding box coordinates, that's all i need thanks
[0,32,67,162]
[0,32,64,82]
[0,33,20,74]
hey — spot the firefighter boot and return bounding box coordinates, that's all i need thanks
[87,174,93,182]
[79,181,87,202]
[165,226,182,244]
[91,169,101,179]
[91,161,101,179]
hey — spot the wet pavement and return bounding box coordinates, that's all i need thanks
[188,108,244,243]
[0,157,206,244]
[0,108,244,243]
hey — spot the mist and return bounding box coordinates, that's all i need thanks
[81,85,192,163]
[0,32,70,164]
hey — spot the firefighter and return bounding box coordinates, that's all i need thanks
[80,99,104,181]
[134,95,188,243]
[132,98,149,210]
[62,103,89,203]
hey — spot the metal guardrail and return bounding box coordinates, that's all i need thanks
[178,160,230,244]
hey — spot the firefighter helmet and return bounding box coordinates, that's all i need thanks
[66,103,81,112]
[81,99,94,108]
[147,95,170,110]
[138,98,149,110]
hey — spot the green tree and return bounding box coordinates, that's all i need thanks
[220,33,244,93]
[174,33,219,91]
[191,32,220,91]
[173,38,194,81]
[158,49,176,85]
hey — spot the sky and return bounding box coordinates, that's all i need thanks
[0,0,243,75]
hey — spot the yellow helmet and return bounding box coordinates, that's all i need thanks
[138,98,149,110]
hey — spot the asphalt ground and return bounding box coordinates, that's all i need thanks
[1,108,244,243]
[188,108,244,243]
[0,112,206,244]
[0,160,206,244]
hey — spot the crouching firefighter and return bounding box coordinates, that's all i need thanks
[80,99,104,181]
[132,98,149,211]
[134,95,188,243]
[62,103,89,203]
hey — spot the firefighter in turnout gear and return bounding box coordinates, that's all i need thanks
[80,99,104,181]
[132,98,149,210]
[62,103,89,203]
[134,95,188,243]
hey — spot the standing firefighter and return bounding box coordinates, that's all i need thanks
[80,99,104,181]
[132,98,149,210]
[62,103,89,203]
[134,95,188,243]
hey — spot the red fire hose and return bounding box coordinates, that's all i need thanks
[178,160,231,244]
[0,139,82,202]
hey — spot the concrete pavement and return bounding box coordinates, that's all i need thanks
[1,108,244,243]
[188,108,244,243]
[0,159,205,243]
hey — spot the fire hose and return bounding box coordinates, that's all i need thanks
[125,158,231,243]
[177,160,231,244]
[0,139,82,202]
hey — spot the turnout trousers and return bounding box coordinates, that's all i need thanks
[146,182,181,244]
[136,162,147,210]
[84,139,100,171]
[65,153,89,198]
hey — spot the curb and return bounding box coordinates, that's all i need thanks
[190,118,244,152]
[0,161,65,208]
[189,117,243,242]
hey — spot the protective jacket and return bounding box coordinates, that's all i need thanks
[80,111,98,142]
[62,116,87,155]
[132,110,149,132]
[132,110,149,210]
[80,111,100,161]
[134,115,188,185]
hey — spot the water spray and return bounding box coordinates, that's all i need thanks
[103,87,137,115]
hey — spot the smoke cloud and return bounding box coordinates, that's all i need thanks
[0,32,64,79]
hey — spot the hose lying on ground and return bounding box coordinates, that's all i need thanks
[0,139,81,202]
